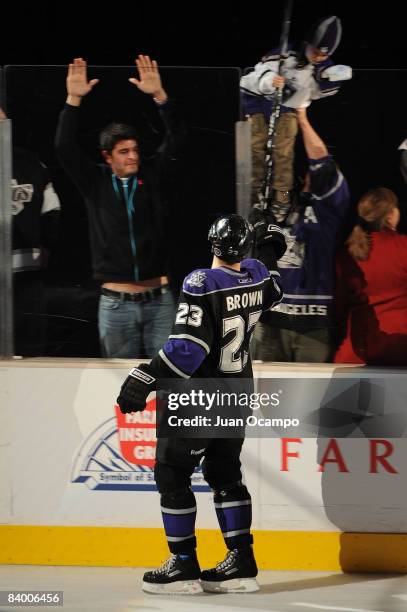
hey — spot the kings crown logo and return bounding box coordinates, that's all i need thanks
[186,271,206,287]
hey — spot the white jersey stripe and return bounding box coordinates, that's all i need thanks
[312,172,344,201]
[183,278,266,297]
[169,334,210,354]
[161,506,197,515]
[159,349,190,379]
[283,294,333,300]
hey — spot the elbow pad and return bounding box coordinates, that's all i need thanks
[321,65,352,82]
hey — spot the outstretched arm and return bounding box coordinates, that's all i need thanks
[56,58,99,195]
[129,54,186,158]
[296,107,328,160]
[129,54,168,104]
[295,108,349,213]
[66,58,99,107]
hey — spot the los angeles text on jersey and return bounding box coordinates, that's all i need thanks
[273,303,328,316]
[226,289,263,311]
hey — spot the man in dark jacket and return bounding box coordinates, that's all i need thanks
[56,56,184,358]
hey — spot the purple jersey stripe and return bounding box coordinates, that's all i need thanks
[162,512,197,537]
[163,338,207,375]
[215,505,252,533]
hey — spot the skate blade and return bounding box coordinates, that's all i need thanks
[142,579,203,595]
[201,577,260,593]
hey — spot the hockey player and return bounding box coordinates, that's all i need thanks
[240,15,352,207]
[117,214,286,594]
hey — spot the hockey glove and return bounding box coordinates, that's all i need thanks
[117,363,156,414]
[249,208,287,260]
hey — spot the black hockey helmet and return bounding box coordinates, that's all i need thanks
[208,214,253,263]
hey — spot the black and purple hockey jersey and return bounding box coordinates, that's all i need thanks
[155,258,283,379]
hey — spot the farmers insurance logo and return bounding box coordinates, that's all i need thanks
[71,398,209,491]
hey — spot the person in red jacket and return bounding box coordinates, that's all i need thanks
[334,187,407,366]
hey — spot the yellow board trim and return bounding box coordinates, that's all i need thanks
[1,526,407,572]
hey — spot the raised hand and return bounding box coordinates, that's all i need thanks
[66,58,99,105]
[129,55,167,102]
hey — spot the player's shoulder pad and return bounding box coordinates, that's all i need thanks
[182,268,216,295]
[241,258,271,282]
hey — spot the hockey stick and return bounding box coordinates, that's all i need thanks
[258,0,294,211]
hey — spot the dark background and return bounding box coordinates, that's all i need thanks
[1,1,406,70]
[2,1,406,356]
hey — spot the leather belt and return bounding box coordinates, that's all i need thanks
[101,284,170,303]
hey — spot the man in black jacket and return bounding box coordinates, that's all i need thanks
[56,56,184,357]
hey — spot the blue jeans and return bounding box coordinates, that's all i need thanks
[98,289,176,358]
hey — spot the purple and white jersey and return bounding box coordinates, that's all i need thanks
[241,49,348,119]
[158,259,283,379]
